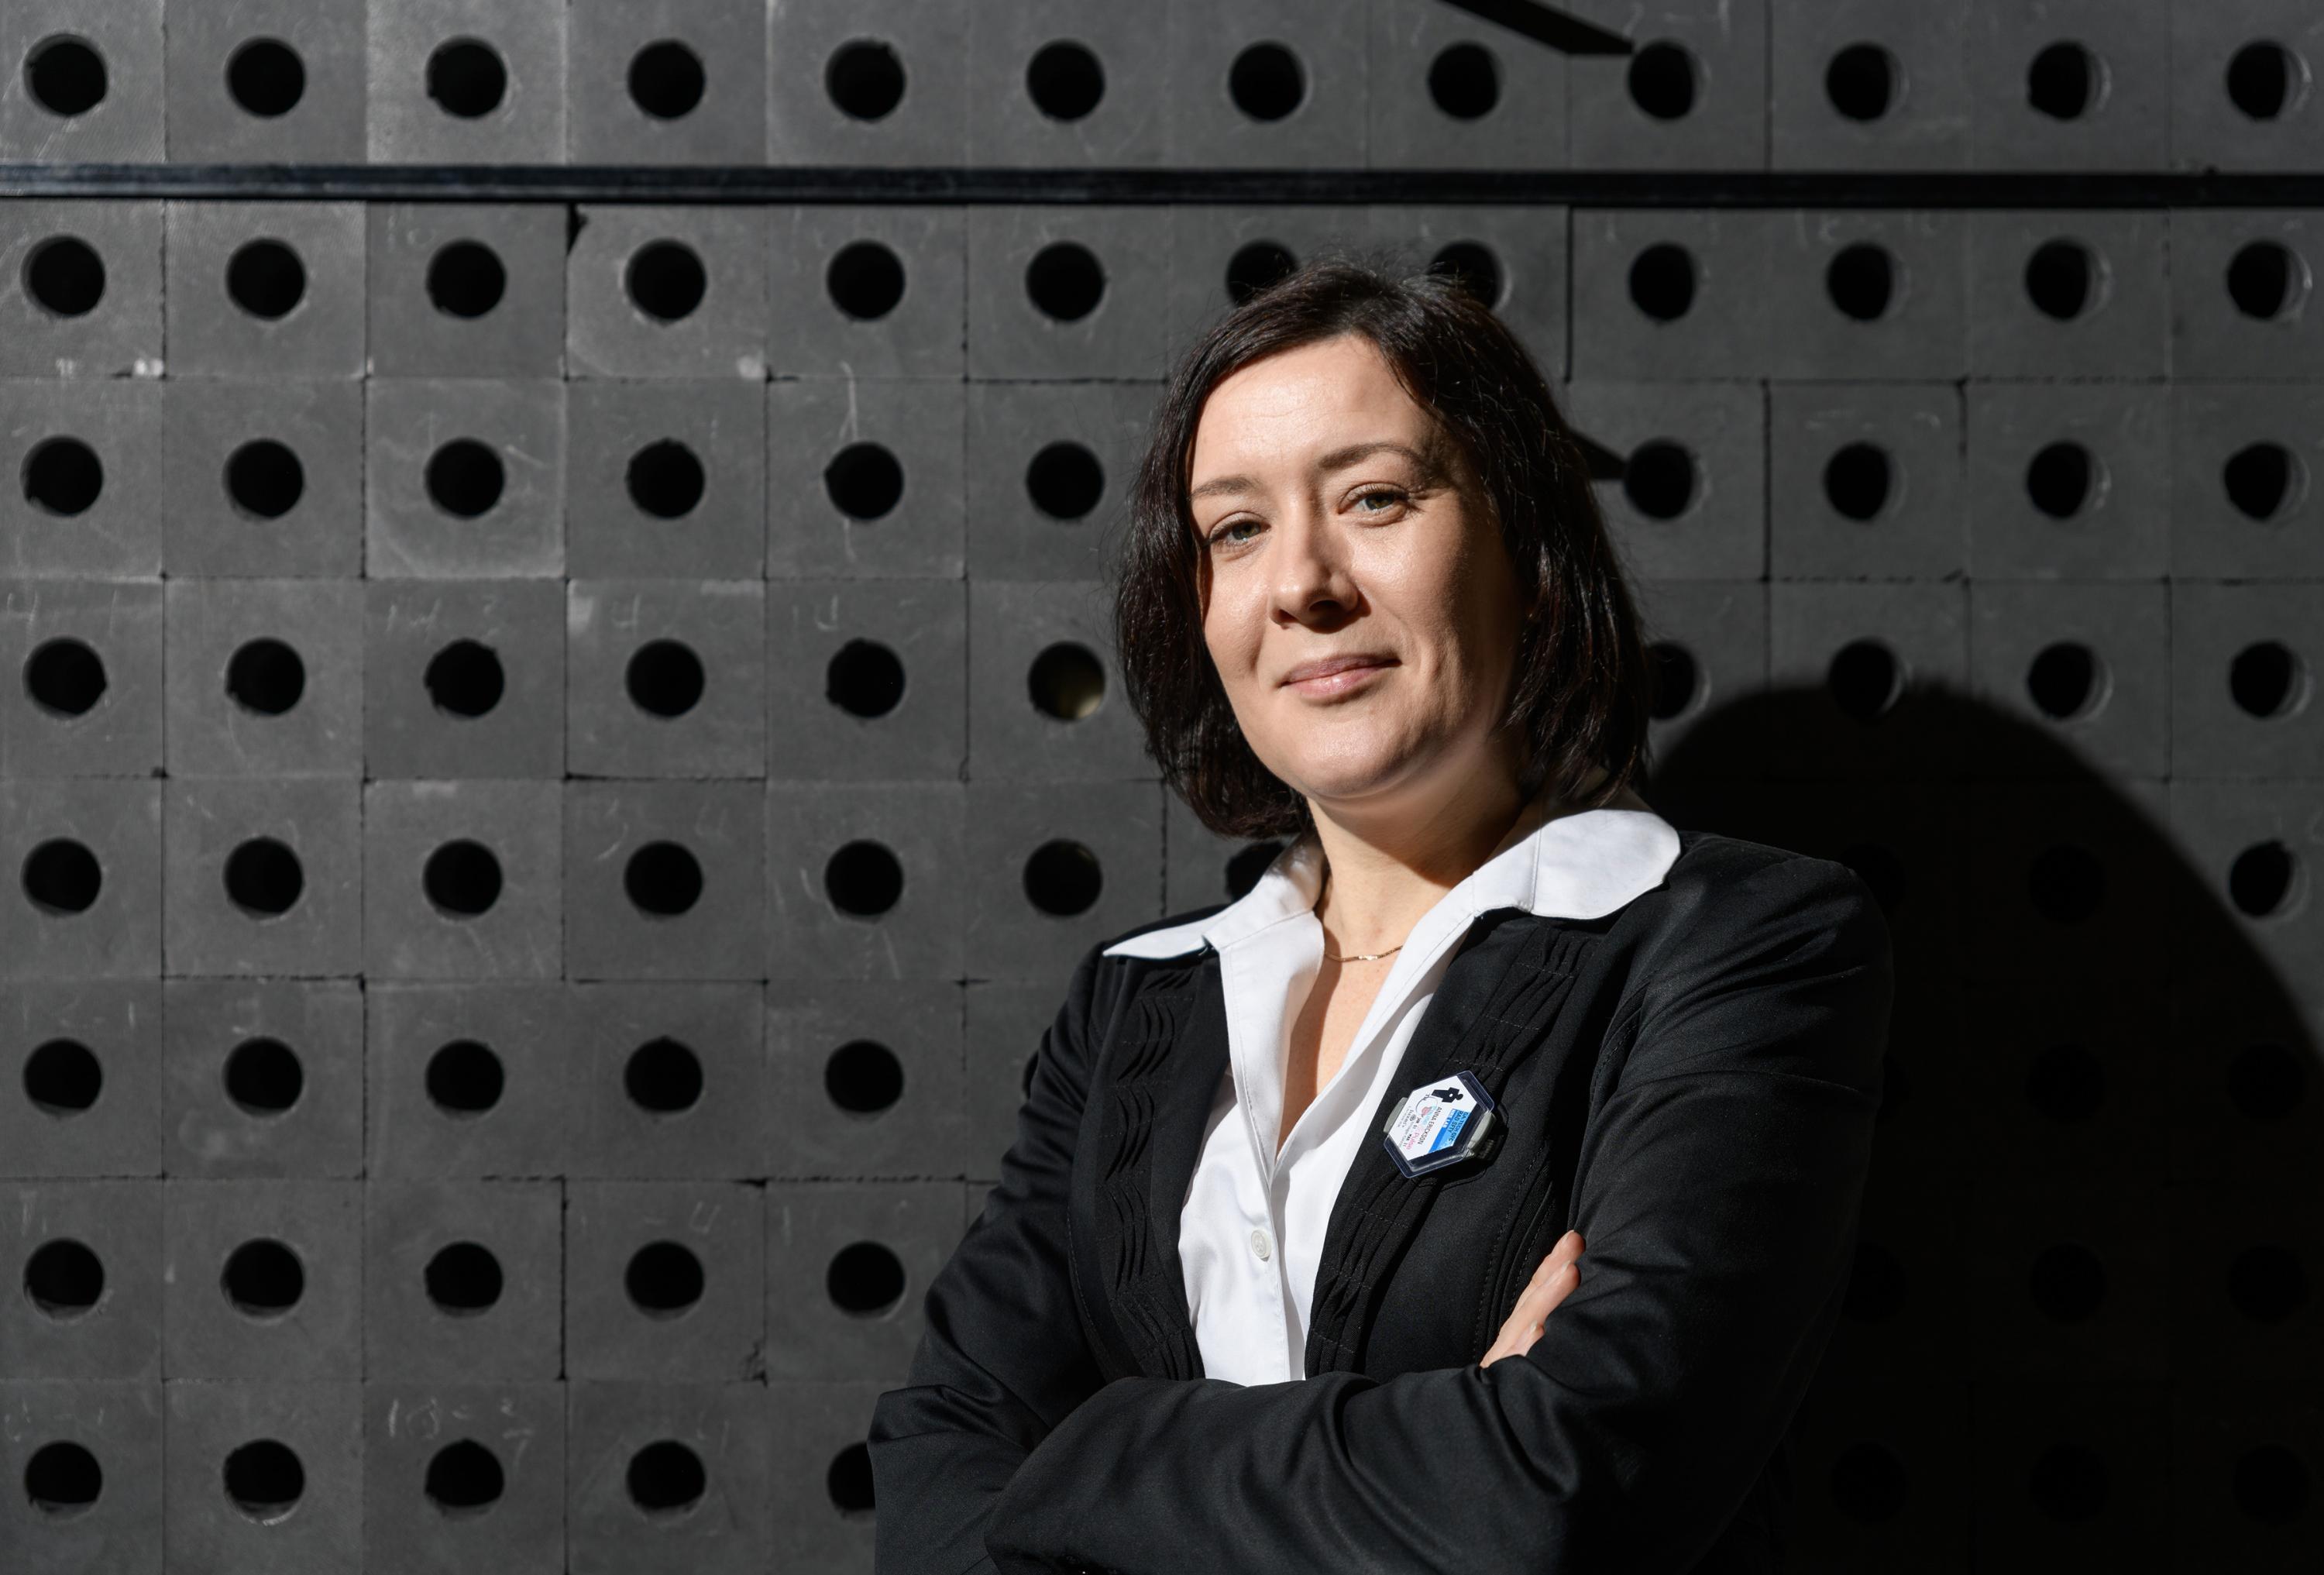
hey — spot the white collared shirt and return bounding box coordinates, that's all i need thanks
[1101,784,1683,1386]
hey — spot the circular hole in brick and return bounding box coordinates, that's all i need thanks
[1626,40,1697,120]
[1225,239,1300,304]
[425,438,505,518]
[423,839,504,918]
[2024,641,2102,721]
[1025,241,1105,324]
[222,1439,304,1522]
[2027,41,2104,121]
[225,36,305,118]
[2229,840,2302,919]
[825,639,906,719]
[2229,1039,2306,1121]
[624,841,704,916]
[2223,442,2305,522]
[1824,43,1897,122]
[426,38,507,119]
[826,1040,904,1115]
[425,239,506,319]
[1824,638,1903,724]
[222,1036,304,1116]
[222,1238,305,1316]
[425,638,507,719]
[22,436,104,517]
[24,1240,104,1317]
[23,236,105,318]
[827,1441,875,1518]
[2023,441,2099,520]
[25,637,107,717]
[1821,441,1893,521]
[24,1038,102,1116]
[2234,1445,2312,1525]
[625,240,707,323]
[1426,41,1500,120]
[1026,40,1103,122]
[1027,642,1105,721]
[2025,1041,2103,1123]
[2027,1241,2106,1322]
[2229,640,2306,719]
[425,1039,506,1116]
[626,638,705,719]
[1025,442,1104,523]
[2227,1243,2309,1324]
[225,239,305,321]
[223,837,304,917]
[1621,439,1696,520]
[626,1240,706,1315]
[823,840,905,918]
[26,36,108,117]
[424,1439,505,1513]
[1625,242,1695,322]
[2027,843,2106,924]
[224,438,306,521]
[824,442,903,521]
[1827,1441,1909,1524]
[826,239,905,321]
[2227,240,2308,320]
[23,1441,101,1518]
[628,40,706,119]
[225,637,306,717]
[424,1240,504,1313]
[2227,43,2302,122]
[1824,242,1896,322]
[624,1037,703,1115]
[1023,839,1102,916]
[2026,1443,2109,1522]
[1227,41,1305,122]
[827,1240,906,1315]
[1841,1239,1906,1323]
[1837,841,1906,916]
[626,439,705,519]
[1225,840,1285,901]
[22,840,101,916]
[1645,641,1697,720]
[626,1440,706,1515]
[2023,239,2099,321]
[825,40,906,122]
[1428,241,1504,308]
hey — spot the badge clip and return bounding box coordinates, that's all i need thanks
[1380,1068,1501,1179]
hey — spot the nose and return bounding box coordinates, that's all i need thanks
[1270,503,1357,623]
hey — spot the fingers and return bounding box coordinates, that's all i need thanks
[1480,1231,1587,1368]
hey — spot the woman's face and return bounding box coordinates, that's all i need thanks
[1186,332,1531,817]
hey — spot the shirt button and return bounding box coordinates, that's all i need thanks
[1249,1226,1272,1261]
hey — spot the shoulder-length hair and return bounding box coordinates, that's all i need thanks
[1109,249,1652,844]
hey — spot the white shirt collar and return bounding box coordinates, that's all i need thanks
[1104,781,1682,961]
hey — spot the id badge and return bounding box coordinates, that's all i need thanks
[1380,1068,1501,1179]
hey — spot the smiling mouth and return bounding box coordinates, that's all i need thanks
[1284,661,1393,696]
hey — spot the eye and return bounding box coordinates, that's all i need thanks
[1209,518,1261,547]
[1353,487,1406,514]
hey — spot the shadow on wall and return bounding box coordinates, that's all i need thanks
[1642,679,2322,1572]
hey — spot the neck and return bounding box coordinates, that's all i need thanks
[1308,756,1600,959]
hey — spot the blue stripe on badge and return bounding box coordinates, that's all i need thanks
[1429,1107,1469,1153]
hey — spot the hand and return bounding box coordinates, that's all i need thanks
[1480,1229,1583,1367]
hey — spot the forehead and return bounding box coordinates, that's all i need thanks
[1190,336,1428,463]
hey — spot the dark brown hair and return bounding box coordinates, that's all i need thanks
[1109,249,1652,843]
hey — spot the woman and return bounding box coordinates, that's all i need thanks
[868,257,1893,1573]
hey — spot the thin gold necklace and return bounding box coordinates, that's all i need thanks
[1317,870,1404,963]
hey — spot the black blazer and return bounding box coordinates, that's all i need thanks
[869,829,1895,1575]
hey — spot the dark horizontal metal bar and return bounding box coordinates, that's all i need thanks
[2,163,2322,208]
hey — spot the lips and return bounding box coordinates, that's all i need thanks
[1279,654,1394,686]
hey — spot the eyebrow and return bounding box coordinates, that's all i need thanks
[1188,439,1441,504]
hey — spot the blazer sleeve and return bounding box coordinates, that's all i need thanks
[980,854,1894,1575]
[866,938,1115,1575]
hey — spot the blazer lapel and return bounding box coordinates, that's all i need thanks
[1304,913,1597,1377]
